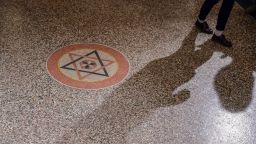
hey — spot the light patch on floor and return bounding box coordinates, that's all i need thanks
[194,32,212,51]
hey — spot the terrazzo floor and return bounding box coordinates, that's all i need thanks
[0,0,256,144]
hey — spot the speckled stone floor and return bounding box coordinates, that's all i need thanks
[0,0,256,144]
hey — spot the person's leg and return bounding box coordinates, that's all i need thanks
[196,0,220,34]
[212,0,235,47]
[216,0,235,31]
[198,0,220,21]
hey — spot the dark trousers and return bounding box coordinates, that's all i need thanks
[198,0,235,31]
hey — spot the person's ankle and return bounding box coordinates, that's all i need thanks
[197,17,205,23]
[214,29,223,37]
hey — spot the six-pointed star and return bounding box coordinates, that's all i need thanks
[60,50,115,81]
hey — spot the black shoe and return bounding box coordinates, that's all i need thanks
[212,34,232,47]
[195,20,213,34]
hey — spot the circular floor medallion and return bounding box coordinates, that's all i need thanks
[47,44,129,89]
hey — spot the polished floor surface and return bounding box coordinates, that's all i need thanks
[0,0,256,144]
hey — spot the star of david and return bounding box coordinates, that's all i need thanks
[60,50,115,80]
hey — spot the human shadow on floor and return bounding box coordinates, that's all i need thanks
[58,27,217,144]
[212,20,256,112]
[214,56,255,112]
[195,37,255,113]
